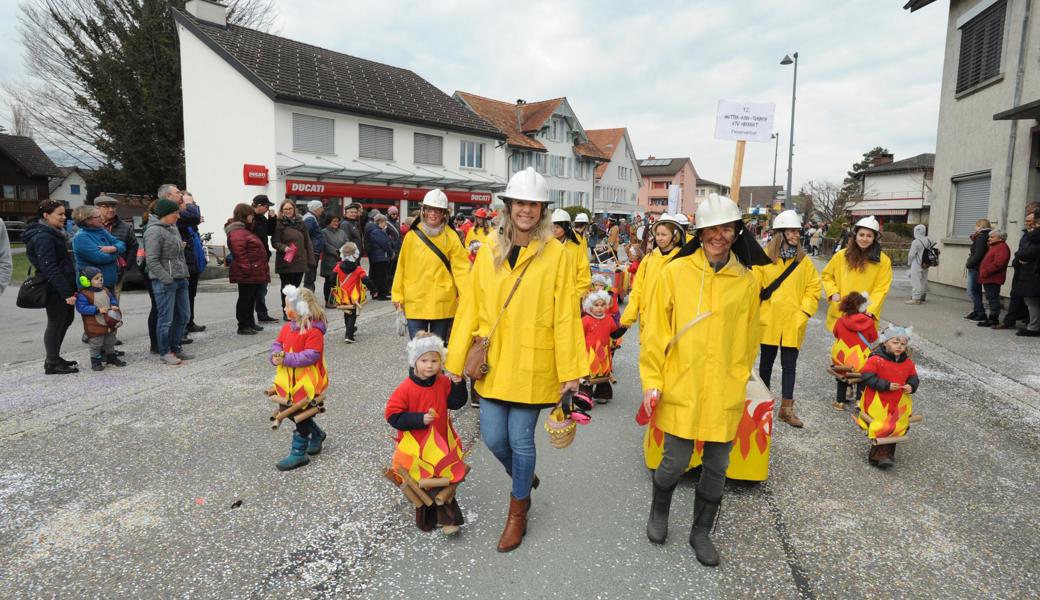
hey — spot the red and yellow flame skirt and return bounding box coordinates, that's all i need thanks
[642,397,775,481]
[831,337,870,373]
[273,360,329,405]
[392,422,468,484]
[856,388,912,439]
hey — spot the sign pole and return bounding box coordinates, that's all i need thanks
[730,140,746,207]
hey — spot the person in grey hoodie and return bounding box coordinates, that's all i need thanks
[906,224,933,304]
[145,191,193,365]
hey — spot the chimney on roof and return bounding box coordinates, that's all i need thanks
[648,155,656,160]
[872,153,894,166]
[516,99,526,105]
[186,0,227,26]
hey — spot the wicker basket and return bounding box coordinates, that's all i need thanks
[544,407,577,449]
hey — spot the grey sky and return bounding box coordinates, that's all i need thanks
[0,0,948,194]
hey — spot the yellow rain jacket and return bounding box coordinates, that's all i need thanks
[446,237,587,405]
[821,248,892,331]
[560,237,591,300]
[464,225,493,248]
[391,224,471,320]
[620,245,679,328]
[639,249,761,443]
[753,256,821,348]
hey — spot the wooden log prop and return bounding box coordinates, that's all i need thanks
[434,465,471,506]
[263,387,277,397]
[826,366,862,382]
[908,414,923,423]
[384,468,424,508]
[396,466,434,506]
[270,401,307,429]
[417,477,451,489]
[293,405,323,422]
[872,435,908,446]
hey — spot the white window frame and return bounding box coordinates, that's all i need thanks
[460,140,484,169]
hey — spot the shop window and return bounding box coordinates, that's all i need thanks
[460,141,484,169]
[956,0,1006,93]
[292,112,335,154]
[359,124,393,160]
[70,184,81,195]
[951,172,991,238]
[414,133,443,165]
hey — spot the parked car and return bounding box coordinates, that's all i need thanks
[4,220,27,242]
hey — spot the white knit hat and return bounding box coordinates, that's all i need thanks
[583,290,612,313]
[407,333,446,367]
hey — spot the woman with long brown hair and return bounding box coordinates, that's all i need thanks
[821,216,893,333]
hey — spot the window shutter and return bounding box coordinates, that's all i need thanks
[414,133,442,165]
[360,124,393,160]
[952,174,991,238]
[292,113,335,154]
[955,0,1006,93]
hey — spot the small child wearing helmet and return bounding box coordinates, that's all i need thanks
[270,285,329,471]
[580,290,623,403]
[856,324,919,469]
[331,242,375,343]
[75,266,126,371]
[385,332,468,534]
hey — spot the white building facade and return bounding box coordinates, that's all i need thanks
[587,128,643,216]
[847,153,933,225]
[175,1,506,243]
[48,167,89,209]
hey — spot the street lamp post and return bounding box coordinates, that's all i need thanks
[771,132,780,189]
[781,52,798,208]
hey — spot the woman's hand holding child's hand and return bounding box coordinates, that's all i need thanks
[423,408,437,425]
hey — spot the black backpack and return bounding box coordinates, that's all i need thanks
[922,243,940,268]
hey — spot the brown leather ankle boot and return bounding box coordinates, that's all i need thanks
[779,399,803,428]
[497,494,530,552]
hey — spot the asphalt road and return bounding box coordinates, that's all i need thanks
[1,266,1038,599]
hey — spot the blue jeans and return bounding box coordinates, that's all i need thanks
[967,269,985,314]
[152,279,189,355]
[406,318,453,341]
[479,400,541,500]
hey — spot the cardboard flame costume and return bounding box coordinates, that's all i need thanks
[386,376,468,484]
[831,312,878,371]
[582,311,618,381]
[331,262,368,307]
[272,321,329,404]
[856,347,918,440]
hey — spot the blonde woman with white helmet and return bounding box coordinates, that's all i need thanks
[391,189,471,340]
[639,193,770,567]
[820,215,893,332]
[551,208,591,300]
[446,167,585,553]
[753,210,821,428]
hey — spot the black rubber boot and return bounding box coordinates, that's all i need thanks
[689,492,722,567]
[646,480,676,544]
[90,357,104,372]
[105,353,127,367]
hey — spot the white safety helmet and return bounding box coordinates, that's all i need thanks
[551,208,571,223]
[674,213,691,227]
[574,212,590,224]
[421,188,449,210]
[694,194,742,230]
[498,167,550,203]
[772,209,802,230]
[854,215,881,233]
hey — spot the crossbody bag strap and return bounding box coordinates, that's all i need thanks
[485,260,532,342]
[412,227,453,276]
[759,259,800,301]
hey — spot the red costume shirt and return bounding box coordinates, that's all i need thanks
[582,313,618,379]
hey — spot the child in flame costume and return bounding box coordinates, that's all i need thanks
[580,290,624,403]
[270,286,329,471]
[330,242,374,343]
[856,325,919,469]
[385,333,469,534]
[831,292,878,409]
[589,273,620,325]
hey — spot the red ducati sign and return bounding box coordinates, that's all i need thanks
[243,164,269,186]
[285,180,492,205]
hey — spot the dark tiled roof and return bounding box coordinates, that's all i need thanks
[860,153,935,175]
[0,134,60,178]
[173,10,503,139]
[638,157,692,177]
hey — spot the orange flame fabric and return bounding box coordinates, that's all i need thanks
[855,353,917,439]
[272,323,328,404]
[831,313,878,371]
[392,422,467,483]
[331,264,367,306]
[582,314,618,379]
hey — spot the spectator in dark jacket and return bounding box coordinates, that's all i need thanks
[249,195,277,323]
[385,207,402,289]
[977,229,1010,327]
[320,215,349,307]
[178,192,206,333]
[342,203,364,254]
[1009,211,1040,337]
[95,195,138,296]
[23,200,79,374]
[302,200,324,291]
[964,219,992,321]
[226,203,271,335]
[365,213,394,300]
[272,200,315,319]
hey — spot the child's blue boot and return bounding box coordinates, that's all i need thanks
[307,422,326,455]
[276,432,311,471]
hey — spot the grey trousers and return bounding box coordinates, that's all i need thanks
[87,333,116,357]
[653,433,732,502]
[1024,297,1040,332]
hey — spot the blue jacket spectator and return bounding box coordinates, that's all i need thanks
[303,201,324,259]
[71,207,126,290]
[365,220,393,263]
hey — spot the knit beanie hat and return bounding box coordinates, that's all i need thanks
[154,198,179,219]
[79,266,102,288]
[407,332,446,368]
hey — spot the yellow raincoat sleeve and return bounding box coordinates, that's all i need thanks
[745,282,763,373]
[866,253,892,317]
[620,258,648,327]
[638,263,675,392]
[574,241,591,300]
[445,248,484,376]
[446,232,472,299]
[800,261,822,316]
[820,251,842,300]
[555,244,587,383]
[390,235,409,304]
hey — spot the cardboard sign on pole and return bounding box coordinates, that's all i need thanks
[730,141,746,208]
[715,100,776,213]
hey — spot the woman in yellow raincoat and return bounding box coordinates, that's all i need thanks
[753,210,821,428]
[551,208,591,302]
[446,167,585,553]
[391,189,471,341]
[639,194,769,567]
[821,216,893,332]
[619,214,683,337]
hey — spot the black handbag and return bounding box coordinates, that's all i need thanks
[16,268,49,309]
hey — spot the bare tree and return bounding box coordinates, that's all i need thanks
[803,179,847,224]
[3,0,275,170]
[11,104,32,137]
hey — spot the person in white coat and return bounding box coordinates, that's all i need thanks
[906,224,933,304]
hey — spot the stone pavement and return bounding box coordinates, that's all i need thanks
[1,266,1038,599]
